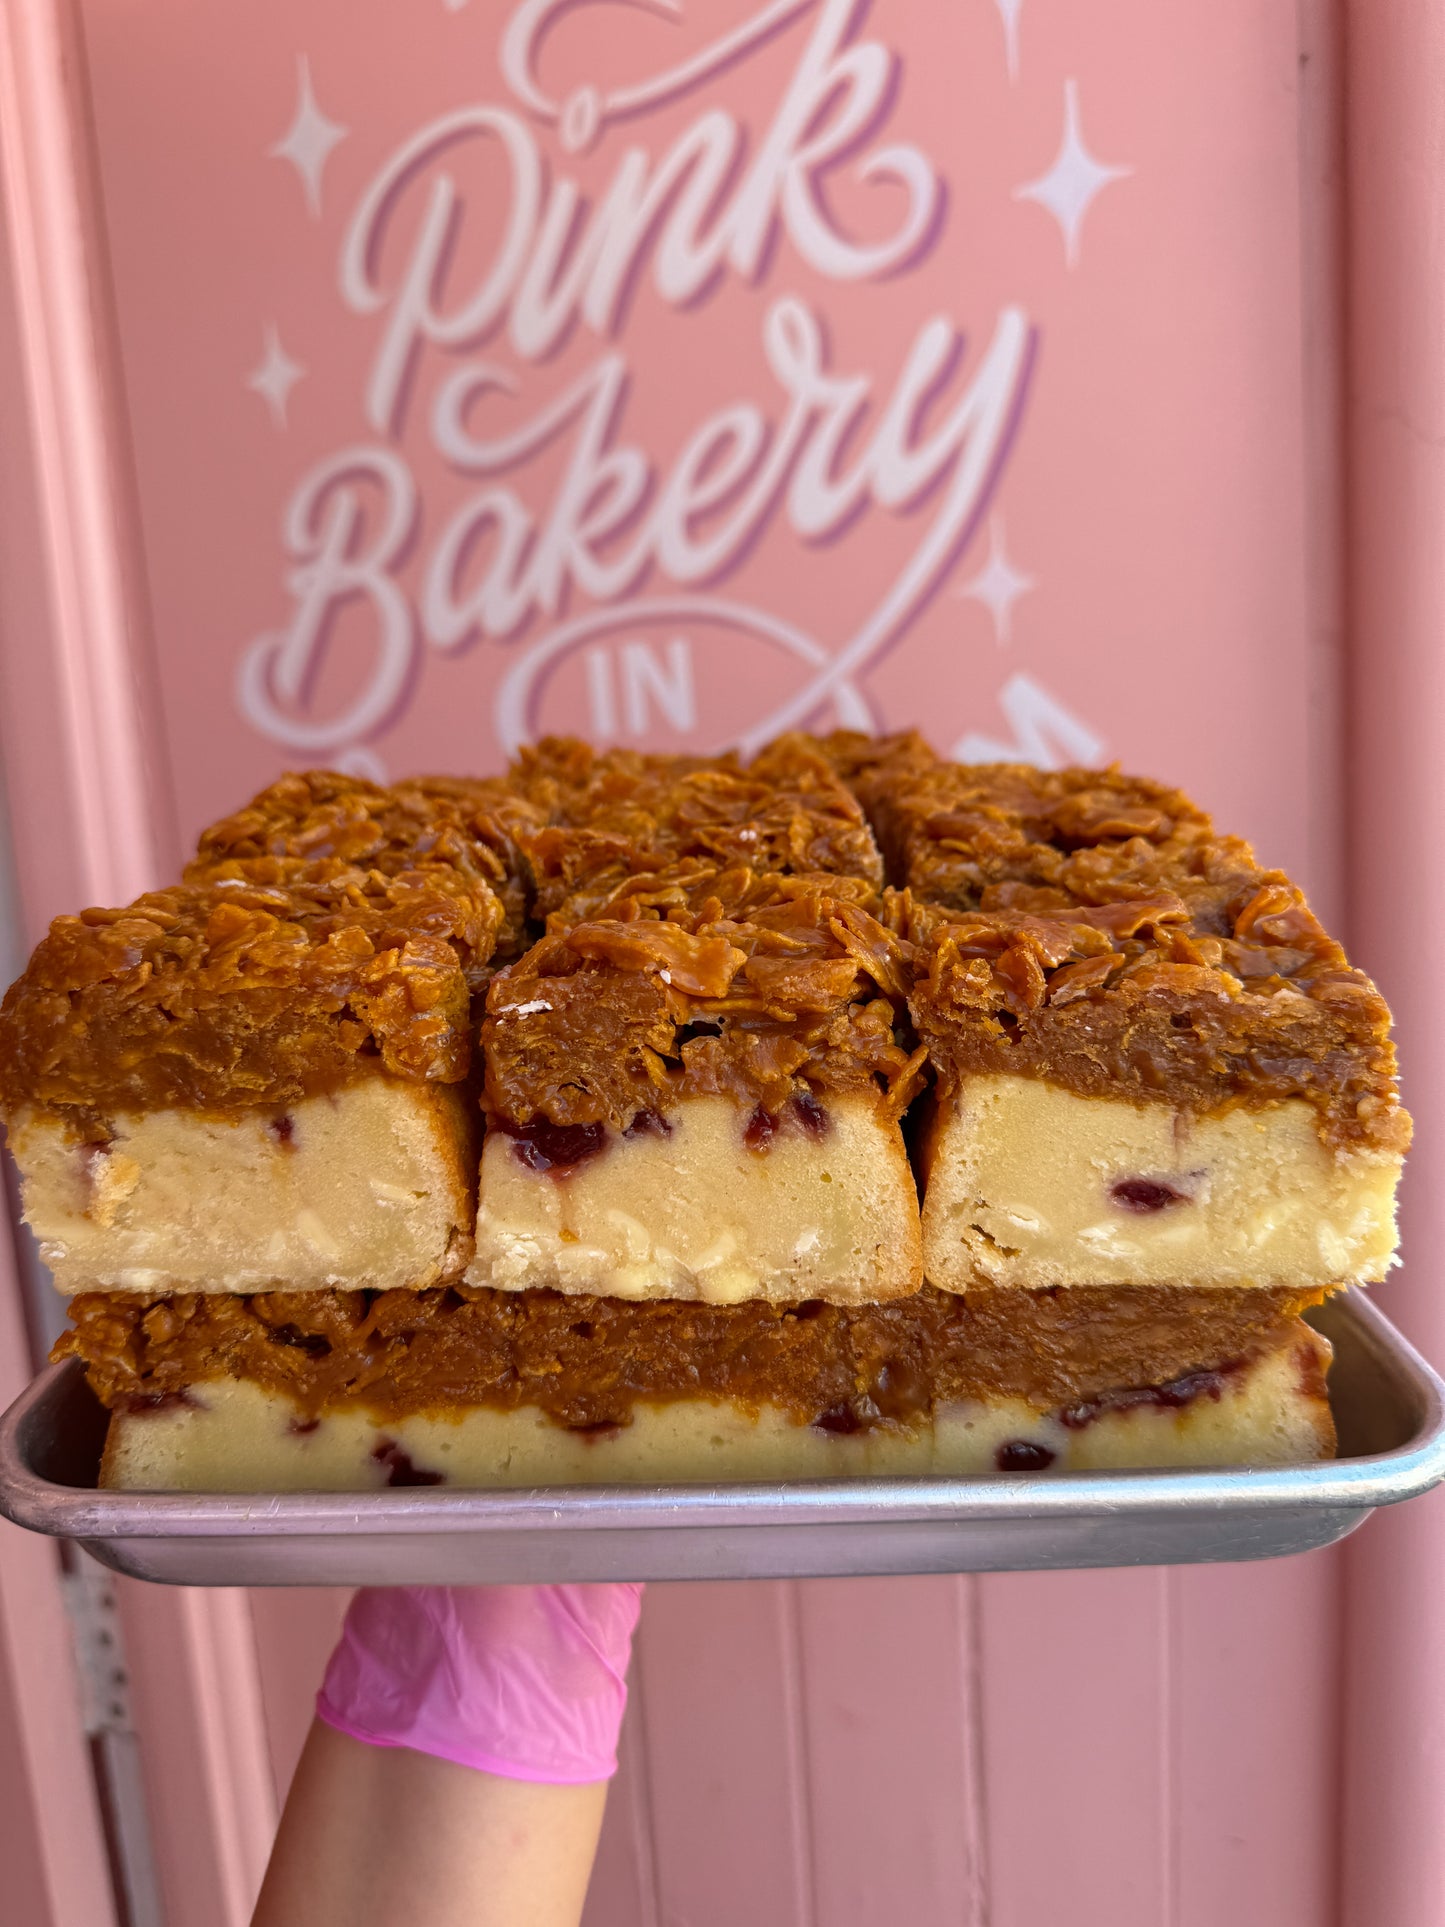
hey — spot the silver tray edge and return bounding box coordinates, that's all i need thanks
[0,1291,1441,1556]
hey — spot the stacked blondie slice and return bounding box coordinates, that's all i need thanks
[0,735,1406,1489]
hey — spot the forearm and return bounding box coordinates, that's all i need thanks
[252,1720,608,1927]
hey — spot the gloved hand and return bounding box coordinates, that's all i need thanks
[316,1583,645,1785]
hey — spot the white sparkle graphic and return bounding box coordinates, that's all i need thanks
[1014,78,1131,267]
[247,325,305,427]
[994,0,1023,82]
[269,56,347,218]
[958,517,1035,645]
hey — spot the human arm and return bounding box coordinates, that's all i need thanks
[252,1582,644,1927]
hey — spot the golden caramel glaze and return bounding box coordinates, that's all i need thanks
[0,871,496,1115]
[814,727,942,802]
[509,734,883,924]
[820,730,1222,906]
[483,863,924,1131]
[57,1281,1326,1431]
[188,769,544,964]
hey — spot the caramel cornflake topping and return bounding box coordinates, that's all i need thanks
[0,871,492,1112]
[0,733,1406,1150]
[483,864,923,1131]
[814,733,1407,1154]
[820,730,1223,907]
[511,734,883,924]
[58,1282,1325,1431]
[189,768,543,964]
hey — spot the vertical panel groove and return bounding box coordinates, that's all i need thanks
[1162,1569,1178,1927]
[623,1635,662,1927]
[1341,3,1445,1921]
[780,1583,819,1927]
[957,1576,991,1927]
[0,0,162,904]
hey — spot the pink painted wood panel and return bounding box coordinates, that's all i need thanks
[0,1208,118,1927]
[792,1577,985,1921]
[113,1586,277,1923]
[981,1570,1174,1923]
[72,0,1322,865]
[1340,4,1445,1921]
[1173,1558,1339,1927]
[584,1688,661,1927]
[248,1588,350,1800]
[630,1582,816,1923]
[0,8,277,1919]
[0,1618,62,1927]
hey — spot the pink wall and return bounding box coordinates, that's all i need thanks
[73,0,1324,878]
[1340,4,1445,1923]
[0,1221,118,1927]
[0,1,1437,1921]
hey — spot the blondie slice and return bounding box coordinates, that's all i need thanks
[470,863,925,1303]
[61,1282,1334,1492]
[0,867,496,1292]
[836,739,1408,1292]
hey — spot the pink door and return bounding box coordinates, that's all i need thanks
[0,2,1440,1921]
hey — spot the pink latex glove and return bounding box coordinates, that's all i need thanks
[316,1584,645,1785]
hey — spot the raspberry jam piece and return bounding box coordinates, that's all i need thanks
[567,1419,624,1440]
[79,1141,110,1178]
[789,1091,829,1138]
[123,1389,197,1416]
[814,1403,865,1435]
[506,1119,607,1173]
[1059,1362,1237,1430]
[268,1322,331,1358]
[372,1440,446,1487]
[624,1110,672,1140]
[995,1439,1056,1472]
[268,1113,296,1150]
[1111,1176,1191,1213]
[747,1094,829,1150]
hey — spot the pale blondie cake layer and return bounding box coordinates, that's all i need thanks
[470,1092,919,1305]
[94,1317,1332,1491]
[474,863,925,1303]
[0,867,496,1292]
[821,732,1408,1291]
[11,1081,475,1294]
[918,1077,1400,1293]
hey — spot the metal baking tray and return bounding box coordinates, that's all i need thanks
[1,1290,1442,1586]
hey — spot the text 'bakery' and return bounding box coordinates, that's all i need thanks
[0,733,1407,1489]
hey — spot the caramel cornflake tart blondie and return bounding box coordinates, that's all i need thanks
[0,733,1408,1492]
[475,863,924,1305]
[836,735,1406,1293]
[0,868,496,1295]
[64,1284,1332,1491]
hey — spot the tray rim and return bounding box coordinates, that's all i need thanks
[2,1289,1443,1545]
